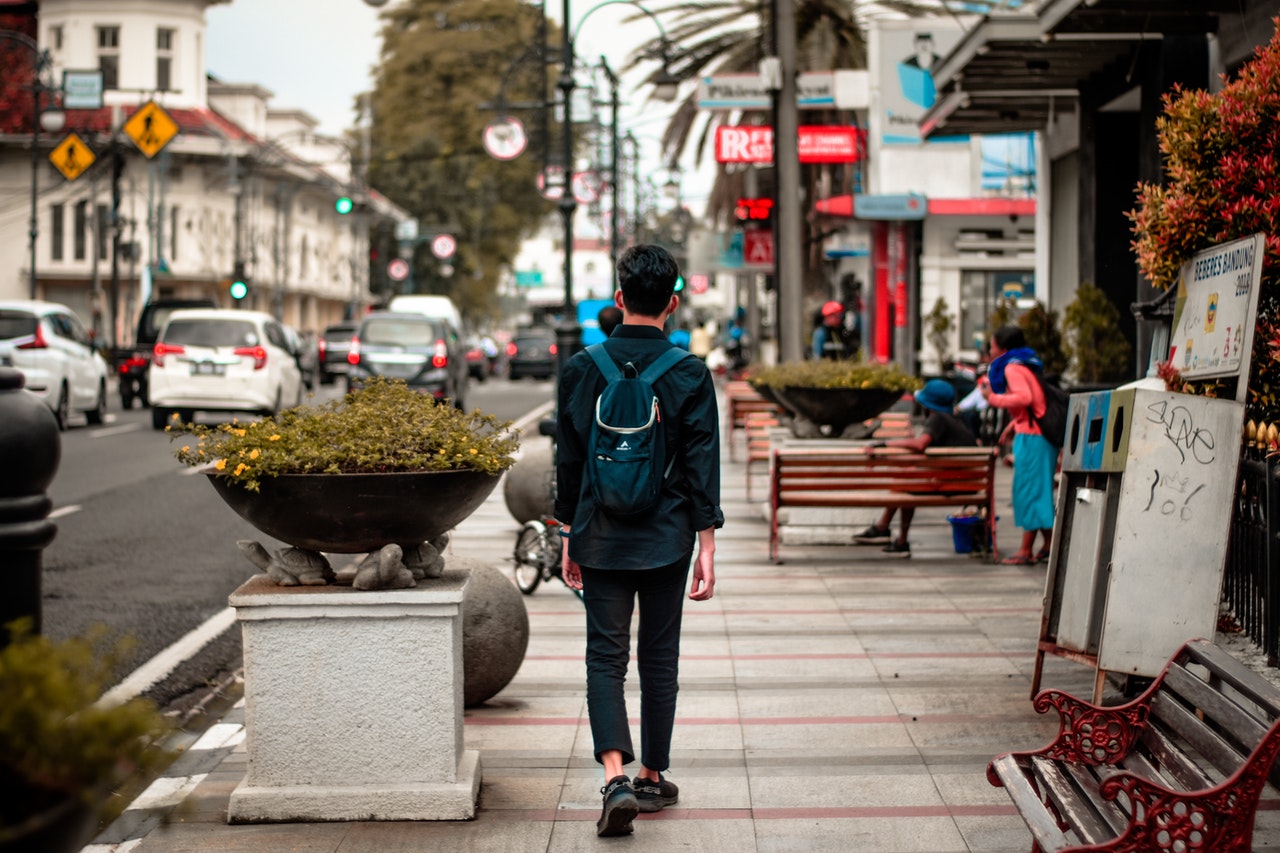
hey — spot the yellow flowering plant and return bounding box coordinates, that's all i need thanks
[169,377,519,492]
[747,359,923,393]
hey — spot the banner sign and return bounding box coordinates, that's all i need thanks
[1169,233,1265,386]
[714,126,864,164]
[698,72,835,110]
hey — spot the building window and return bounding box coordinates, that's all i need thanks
[74,201,88,261]
[959,269,1036,353]
[97,26,120,90]
[96,204,110,261]
[156,27,174,91]
[51,203,64,261]
[49,25,63,51]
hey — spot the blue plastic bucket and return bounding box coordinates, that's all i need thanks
[947,514,985,554]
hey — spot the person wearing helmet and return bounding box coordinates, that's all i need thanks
[853,379,977,556]
[812,300,858,360]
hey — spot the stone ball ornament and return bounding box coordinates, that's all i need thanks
[502,438,555,525]
[453,556,530,706]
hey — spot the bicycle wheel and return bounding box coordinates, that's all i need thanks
[513,522,554,594]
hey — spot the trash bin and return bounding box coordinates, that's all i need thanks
[947,514,986,554]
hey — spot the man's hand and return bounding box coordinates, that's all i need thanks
[689,533,715,601]
[561,539,583,590]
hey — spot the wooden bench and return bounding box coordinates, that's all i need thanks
[743,410,780,500]
[725,381,781,462]
[989,638,1280,853]
[768,446,997,563]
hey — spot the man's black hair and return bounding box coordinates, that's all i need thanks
[616,244,679,317]
[597,305,623,337]
[992,325,1027,351]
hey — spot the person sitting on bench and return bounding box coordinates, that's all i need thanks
[853,379,978,557]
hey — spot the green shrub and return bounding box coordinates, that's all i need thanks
[0,622,171,828]
[169,377,519,492]
[748,359,922,393]
[1061,285,1132,383]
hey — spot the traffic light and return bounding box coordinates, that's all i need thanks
[230,261,249,301]
[335,196,354,215]
[674,275,685,292]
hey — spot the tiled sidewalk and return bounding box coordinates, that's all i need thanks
[92,391,1280,852]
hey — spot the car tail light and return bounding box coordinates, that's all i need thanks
[549,343,558,355]
[152,342,186,367]
[432,340,448,369]
[234,345,268,370]
[119,354,148,373]
[506,342,518,357]
[16,324,48,350]
[317,338,327,360]
[347,336,360,366]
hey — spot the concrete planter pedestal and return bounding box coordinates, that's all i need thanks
[227,571,480,822]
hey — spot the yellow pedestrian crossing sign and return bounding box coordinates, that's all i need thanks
[49,132,95,181]
[123,100,179,159]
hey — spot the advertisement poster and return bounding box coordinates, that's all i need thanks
[876,23,964,145]
[1169,233,1264,386]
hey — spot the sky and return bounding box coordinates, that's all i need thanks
[204,0,707,209]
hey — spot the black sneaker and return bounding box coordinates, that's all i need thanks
[597,775,639,837]
[633,773,679,813]
[854,525,892,545]
[882,540,911,557]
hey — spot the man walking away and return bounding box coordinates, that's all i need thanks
[555,244,723,837]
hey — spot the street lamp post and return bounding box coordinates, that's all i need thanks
[2,32,65,300]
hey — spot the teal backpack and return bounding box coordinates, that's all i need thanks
[585,344,693,517]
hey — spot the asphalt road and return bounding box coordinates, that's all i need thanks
[38,374,555,713]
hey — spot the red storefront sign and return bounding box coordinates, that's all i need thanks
[714,126,864,164]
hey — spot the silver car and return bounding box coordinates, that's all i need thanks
[0,300,108,429]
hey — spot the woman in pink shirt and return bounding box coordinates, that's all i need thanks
[980,326,1055,565]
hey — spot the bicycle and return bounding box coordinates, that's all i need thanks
[510,417,583,599]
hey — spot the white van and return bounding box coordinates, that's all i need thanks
[386,295,463,334]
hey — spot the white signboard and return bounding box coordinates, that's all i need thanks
[1168,233,1264,389]
[697,72,835,110]
[874,22,965,145]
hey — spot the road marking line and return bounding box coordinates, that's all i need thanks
[190,722,245,751]
[97,607,237,708]
[129,773,209,810]
[90,423,141,438]
[83,840,143,853]
[50,504,82,519]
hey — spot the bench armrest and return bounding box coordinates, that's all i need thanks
[1098,770,1261,850]
[1027,689,1153,765]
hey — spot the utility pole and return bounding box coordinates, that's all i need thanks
[554,0,579,377]
[773,0,804,363]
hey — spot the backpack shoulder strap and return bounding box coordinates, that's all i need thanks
[638,347,694,383]
[586,343,622,382]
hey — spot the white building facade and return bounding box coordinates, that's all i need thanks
[0,0,404,346]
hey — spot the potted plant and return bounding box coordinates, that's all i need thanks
[748,360,922,433]
[0,623,171,853]
[1060,283,1132,389]
[168,378,519,585]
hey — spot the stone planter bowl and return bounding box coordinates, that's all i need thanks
[778,386,905,433]
[206,469,501,553]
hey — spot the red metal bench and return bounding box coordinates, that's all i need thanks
[725,381,781,462]
[767,446,997,563]
[989,638,1280,852]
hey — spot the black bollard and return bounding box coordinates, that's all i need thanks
[0,367,61,642]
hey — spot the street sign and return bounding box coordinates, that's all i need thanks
[123,100,179,159]
[49,132,95,181]
[395,219,419,242]
[61,70,104,110]
[572,171,603,204]
[697,71,837,110]
[714,126,865,164]
[431,234,457,259]
[482,117,527,161]
[744,230,774,266]
[387,258,410,282]
[537,165,565,201]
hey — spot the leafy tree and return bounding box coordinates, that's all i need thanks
[1062,283,1132,384]
[369,0,555,321]
[1019,302,1068,380]
[1129,19,1280,418]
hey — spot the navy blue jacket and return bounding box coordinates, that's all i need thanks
[555,324,723,570]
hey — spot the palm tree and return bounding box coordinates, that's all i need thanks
[625,0,1025,293]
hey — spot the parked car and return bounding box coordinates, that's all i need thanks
[318,322,357,385]
[0,300,109,429]
[386,295,464,334]
[109,297,216,409]
[347,312,469,408]
[506,328,558,380]
[463,335,493,382]
[147,309,303,430]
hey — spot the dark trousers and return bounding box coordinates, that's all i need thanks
[581,556,691,770]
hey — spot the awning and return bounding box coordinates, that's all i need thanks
[919,0,1233,139]
[813,195,1036,219]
